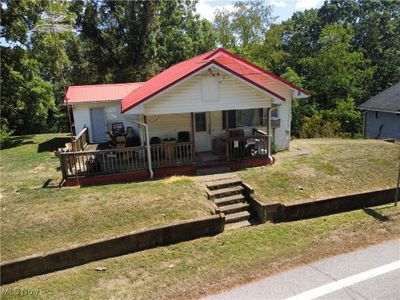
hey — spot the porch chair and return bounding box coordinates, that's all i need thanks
[112,122,125,136]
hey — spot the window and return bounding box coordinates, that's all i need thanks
[195,112,207,132]
[271,107,278,118]
[236,109,262,127]
[223,109,263,128]
[222,110,237,129]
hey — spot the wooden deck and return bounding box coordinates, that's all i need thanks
[59,128,270,181]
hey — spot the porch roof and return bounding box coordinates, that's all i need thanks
[121,48,310,113]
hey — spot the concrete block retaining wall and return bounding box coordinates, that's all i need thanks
[0,214,225,285]
[249,188,397,223]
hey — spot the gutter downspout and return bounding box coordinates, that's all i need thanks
[132,120,153,179]
[268,107,273,161]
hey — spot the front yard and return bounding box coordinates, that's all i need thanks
[0,134,399,298]
[238,138,399,204]
[0,134,212,261]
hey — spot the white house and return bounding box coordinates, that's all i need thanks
[62,48,309,185]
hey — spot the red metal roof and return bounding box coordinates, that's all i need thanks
[121,48,309,113]
[65,82,144,104]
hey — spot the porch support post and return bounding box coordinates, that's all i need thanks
[268,107,272,160]
[134,116,153,179]
[191,113,196,162]
[225,110,229,160]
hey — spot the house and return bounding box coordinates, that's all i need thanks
[358,82,400,140]
[62,48,309,185]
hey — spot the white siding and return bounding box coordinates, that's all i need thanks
[72,101,141,143]
[143,68,273,115]
[147,113,192,140]
[273,99,291,150]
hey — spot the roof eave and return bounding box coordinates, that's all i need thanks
[358,107,400,114]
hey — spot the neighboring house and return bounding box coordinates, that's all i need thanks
[358,82,400,140]
[62,48,309,185]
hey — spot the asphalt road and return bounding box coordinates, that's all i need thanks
[205,239,400,300]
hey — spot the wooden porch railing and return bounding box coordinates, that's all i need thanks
[72,127,89,152]
[226,130,269,161]
[60,142,194,179]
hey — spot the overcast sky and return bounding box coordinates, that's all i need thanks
[196,0,323,22]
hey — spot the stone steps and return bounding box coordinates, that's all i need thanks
[225,211,251,224]
[206,178,243,190]
[225,220,252,230]
[206,185,244,199]
[203,176,255,229]
[216,202,249,214]
[214,194,246,206]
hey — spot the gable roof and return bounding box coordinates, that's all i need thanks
[121,48,309,113]
[358,82,400,113]
[65,82,144,104]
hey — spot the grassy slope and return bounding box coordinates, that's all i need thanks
[1,204,399,299]
[238,139,399,204]
[0,134,212,261]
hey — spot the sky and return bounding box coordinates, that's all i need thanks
[196,0,324,22]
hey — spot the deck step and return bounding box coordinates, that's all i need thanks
[214,194,246,206]
[207,185,244,199]
[206,178,242,190]
[225,211,250,224]
[225,220,252,230]
[216,202,249,214]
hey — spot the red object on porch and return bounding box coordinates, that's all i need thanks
[64,82,144,104]
[121,48,309,113]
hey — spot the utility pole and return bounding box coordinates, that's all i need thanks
[395,162,399,206]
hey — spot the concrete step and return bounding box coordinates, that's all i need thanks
[216,202,250,214]
[214,194,246,206]
[206,178,242,190]
[207,185,244,199]
[196,166,232,176]
[225,220,252,230]
[225,211,250,224]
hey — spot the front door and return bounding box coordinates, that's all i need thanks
[194,112,212,152]
[90,108,107,142]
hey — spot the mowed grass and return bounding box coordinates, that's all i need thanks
[0,134,212,261]
[238,139,399,204]
[1,204,399,299]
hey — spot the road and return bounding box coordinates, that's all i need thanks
[205,239,400,300]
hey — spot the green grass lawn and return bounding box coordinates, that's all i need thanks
[238,138,399,204]
[0,134,212,262]
[0,135,398,263]
[1,204,399,299]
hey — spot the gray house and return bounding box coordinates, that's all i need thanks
[358,82,400,140]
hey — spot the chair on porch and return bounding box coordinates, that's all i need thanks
[177,131,191,159]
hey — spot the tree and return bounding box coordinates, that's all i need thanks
[300,24,372,109]
[213,0,274,49]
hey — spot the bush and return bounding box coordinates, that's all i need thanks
[300,112,340,138]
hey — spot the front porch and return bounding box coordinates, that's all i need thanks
[59,126,272,185]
